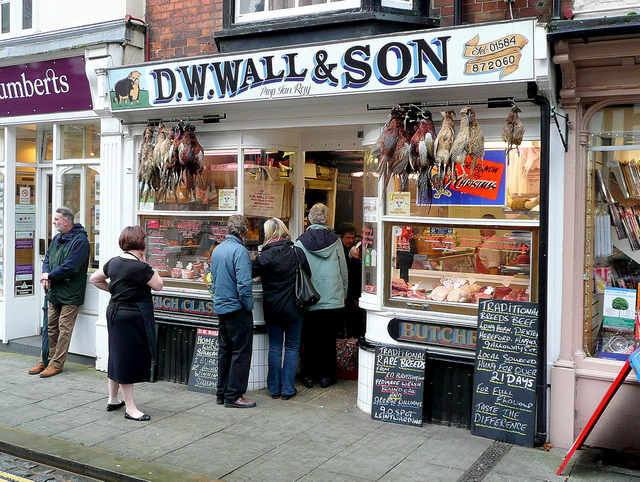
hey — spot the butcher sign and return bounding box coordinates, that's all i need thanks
[107,19,539,110]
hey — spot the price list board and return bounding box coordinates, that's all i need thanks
[187,328,219,395]
[471,299,539,447]
[371,346,426,426]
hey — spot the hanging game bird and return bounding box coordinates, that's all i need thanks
[138,125,157,202]
[502,105,525,156]
[449,107,471,179]
[410,110,436,204]
[466,107,485,179]
[433,109,456,190]
[373,107,405,190]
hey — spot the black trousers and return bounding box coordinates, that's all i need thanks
[301,308,340,381]
[216,308,253,403]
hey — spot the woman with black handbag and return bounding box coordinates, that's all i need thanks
[295,203,349,389]
[252,218,310,400]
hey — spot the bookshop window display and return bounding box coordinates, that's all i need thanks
[586,104,640,359]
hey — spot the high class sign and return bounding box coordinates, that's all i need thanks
[108,20,538,110]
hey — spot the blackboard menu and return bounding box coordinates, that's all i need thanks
[187,328,219,394]
[471,299,539,447]
[371,345,426,426]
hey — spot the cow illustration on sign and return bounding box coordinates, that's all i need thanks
[113,71,141,106]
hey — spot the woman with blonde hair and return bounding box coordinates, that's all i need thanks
[252,217,310,400]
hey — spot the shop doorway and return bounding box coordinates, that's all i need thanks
[303,151,364,231]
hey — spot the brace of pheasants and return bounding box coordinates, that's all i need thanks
[410,110,436,204]
[372,106,405,190]
[502,104,525,156]
[138,125,158,202]
[177,123,205,201]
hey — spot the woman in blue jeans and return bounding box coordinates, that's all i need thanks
[252,218,310,400]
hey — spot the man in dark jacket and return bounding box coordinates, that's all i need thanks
[209,215,256,408]
[29,207,90,378]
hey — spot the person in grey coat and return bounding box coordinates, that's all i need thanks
[295,203,348,388]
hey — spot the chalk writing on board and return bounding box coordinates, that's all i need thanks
[471,299,539,447]
[371,346,426,426]
[188,328,219,394]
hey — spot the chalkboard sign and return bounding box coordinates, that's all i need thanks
[187,328,219,394]
[371,345,426,426]
[471,299,539,447]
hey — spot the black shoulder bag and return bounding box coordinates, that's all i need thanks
[293,246,320,308]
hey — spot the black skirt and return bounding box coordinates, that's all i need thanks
[107,304,152,384]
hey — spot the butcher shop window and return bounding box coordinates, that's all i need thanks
[384,221,536,315]
[236,0,359,23]
[139,148,239,212]
[584,103,640,359]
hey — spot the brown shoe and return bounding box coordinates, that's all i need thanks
[39,366,63,378]
[224,396,256,408]
[28,362,45,375]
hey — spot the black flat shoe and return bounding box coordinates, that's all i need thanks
[302,378,314,388]
[281,389,297,401]
[216,397,224,405]
[270,393,280,399]
[320,378,337,388]
[124,412,151,421]
[106,401,125,412]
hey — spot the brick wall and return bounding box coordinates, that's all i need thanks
[146,0,223,60]
[432,0,572,27]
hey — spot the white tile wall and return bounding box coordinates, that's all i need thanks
[248,332,268,390]
[357,348,374,414]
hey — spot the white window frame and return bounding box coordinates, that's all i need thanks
[0,0,34,37]
[381,0,413,10]
[236,0,360,23]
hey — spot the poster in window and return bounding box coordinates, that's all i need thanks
[218,189,236,210]
[387,192,411,216]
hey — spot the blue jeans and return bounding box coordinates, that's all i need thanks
[266,317,302,397]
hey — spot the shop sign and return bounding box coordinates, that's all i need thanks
[426,149,506,206]
[15,264,33,296]
[388,317,477,350]
[153,294,215,318]
[107,19,537,111]
[0,56,92,116]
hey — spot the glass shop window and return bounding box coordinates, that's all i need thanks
[140,146,238,212]
[0,171,4,295]
[384,222,536,315]
[362,148,379,294]
[60,123,100,160]
[142,215,233,286]
[585,103,640,359]
[62,166,100,270]
[243,148,294,249]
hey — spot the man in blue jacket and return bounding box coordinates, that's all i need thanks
[30,206,90,378]
[209,215,256,408]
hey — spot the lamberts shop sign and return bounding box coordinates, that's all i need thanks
[0,56,93,116]
[107,19,538,111]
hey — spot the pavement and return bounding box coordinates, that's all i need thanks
[0,350,639,482]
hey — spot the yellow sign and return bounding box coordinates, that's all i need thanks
[463,34,529,79]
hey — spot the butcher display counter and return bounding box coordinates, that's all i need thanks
[385,222,537,316]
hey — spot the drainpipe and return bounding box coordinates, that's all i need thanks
[454,0,462,26]
[531,82,550,446]
[552,0,562,20]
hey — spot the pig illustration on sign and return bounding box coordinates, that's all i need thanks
[113,71,141,105]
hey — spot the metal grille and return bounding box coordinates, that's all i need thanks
[156,322,197,384]
[457,441,512,482]
[423,358,474,428]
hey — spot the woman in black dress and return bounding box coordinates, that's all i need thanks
[90,226,163,421]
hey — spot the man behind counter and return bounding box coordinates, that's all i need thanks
[477,214,502,275]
